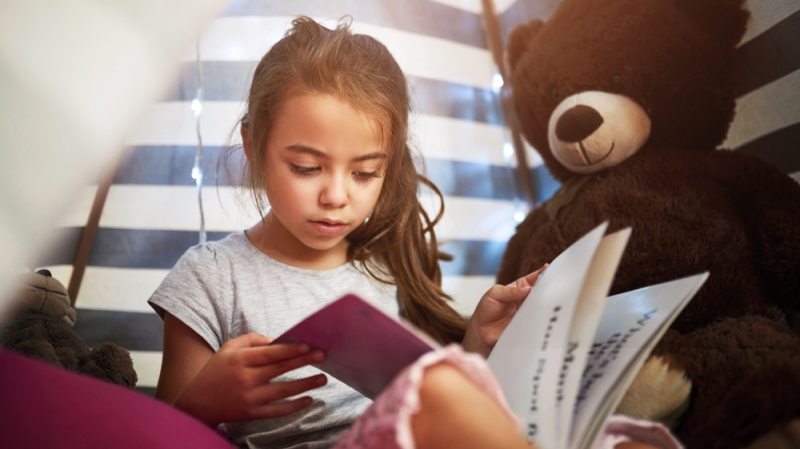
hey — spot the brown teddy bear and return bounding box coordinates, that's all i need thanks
[497,0,800,447]
[0,269,138,388]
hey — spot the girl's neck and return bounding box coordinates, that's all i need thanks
[245,214,350,271]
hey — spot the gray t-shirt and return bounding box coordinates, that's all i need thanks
[149,232,399,449]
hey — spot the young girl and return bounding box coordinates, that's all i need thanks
[149,17,679,449]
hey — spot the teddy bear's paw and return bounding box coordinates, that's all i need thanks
[88,343,138,388]
[615,355,691,428]
[745,419,800,449]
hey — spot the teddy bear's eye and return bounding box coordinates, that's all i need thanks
[551,88,560,101]
[611,75,621,88]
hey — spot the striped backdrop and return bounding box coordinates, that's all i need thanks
[33,0,536,396]
[498,0,800,182]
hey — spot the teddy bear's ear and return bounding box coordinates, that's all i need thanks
[507,19,545,73]
[673,0,749,46]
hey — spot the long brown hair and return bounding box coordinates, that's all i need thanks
[223,17,466,344]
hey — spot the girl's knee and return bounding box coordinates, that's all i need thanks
[413,362,532,449]
[418,363,469,409]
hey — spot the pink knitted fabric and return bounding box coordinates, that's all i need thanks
[595,415,683,449]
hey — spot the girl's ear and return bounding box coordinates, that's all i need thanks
[241,123,252,161]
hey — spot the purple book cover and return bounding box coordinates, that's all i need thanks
[272,294,439,399]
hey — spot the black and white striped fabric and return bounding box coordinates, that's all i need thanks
[499,0,800,182]
[35,0,532,396]
[725,0,800,182]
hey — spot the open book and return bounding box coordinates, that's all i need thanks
[273,222,707,449]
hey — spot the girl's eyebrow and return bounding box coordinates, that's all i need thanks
[353,152,387,162]
[286,144,386,162]
[286,144,327,159]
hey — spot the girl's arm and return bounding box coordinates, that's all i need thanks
[462,264,548,357]
[156,312,215,405]
[157,312,328,427]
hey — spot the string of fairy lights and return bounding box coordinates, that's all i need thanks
[191,39,207,244]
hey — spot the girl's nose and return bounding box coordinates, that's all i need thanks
[319,175,349,208]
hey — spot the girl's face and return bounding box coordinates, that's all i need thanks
[261,93,386,260]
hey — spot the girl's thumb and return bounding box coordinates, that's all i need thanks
[227,332,273,349]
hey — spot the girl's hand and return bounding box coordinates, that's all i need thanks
[173,332,328,427]
[462,264,548,357]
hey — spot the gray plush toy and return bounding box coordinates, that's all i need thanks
[0,269,137,387]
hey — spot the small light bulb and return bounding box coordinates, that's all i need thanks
[192,166,201,180]
[504,142,514,158]
[492,73,504,92]
[191,98,203,114]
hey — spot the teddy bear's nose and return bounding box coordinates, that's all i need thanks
[554,104,604,143]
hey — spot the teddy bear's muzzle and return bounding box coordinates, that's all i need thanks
[548,91,651,174]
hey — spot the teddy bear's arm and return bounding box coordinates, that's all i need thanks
[662,314,800,448]
[711,151,800,317]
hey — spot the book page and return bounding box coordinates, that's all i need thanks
[272,294,438,399]
[488,222,608,449]
[554,228,631,449]
[570,273,708,449]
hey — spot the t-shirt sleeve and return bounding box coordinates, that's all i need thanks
[148,244,231,352]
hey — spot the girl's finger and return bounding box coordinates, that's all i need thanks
[483,284,531,304]
[254,350,326,383]
[253,374,328,404]
[243,343,315,367]
[510,263,549,288]
[252,396,316,420]
[221,332,275,351]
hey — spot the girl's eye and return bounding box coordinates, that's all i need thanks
[354,171,378,183]
[290,164,319,176]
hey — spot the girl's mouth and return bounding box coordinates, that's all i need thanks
[311,220,347,236]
